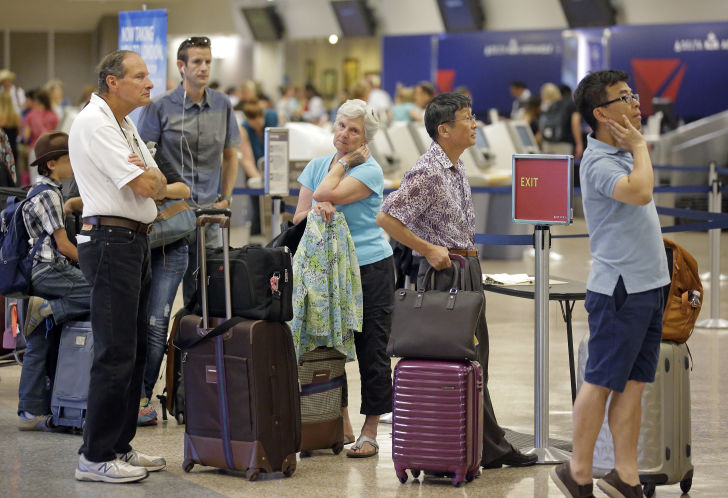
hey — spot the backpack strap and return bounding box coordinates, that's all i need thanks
[24,184,61,259]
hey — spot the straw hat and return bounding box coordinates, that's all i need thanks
[0,69,16,83]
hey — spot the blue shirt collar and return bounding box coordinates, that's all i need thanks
[172,83,210,110]
[586,133,627,156]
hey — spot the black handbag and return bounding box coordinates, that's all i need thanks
[386,254,483,361]
[266,218,307,255]
[202,245,293,322]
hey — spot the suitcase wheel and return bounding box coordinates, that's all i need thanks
[466,470,477,482]
[283,465,296,478]
[299,450,312,458]
[246,468,260,481]
[332,442,344,455]
[411,469,420,479]
[642,482,655,497]
[398,475,407,484]
[183,460,194,473]
[680,477,692,494]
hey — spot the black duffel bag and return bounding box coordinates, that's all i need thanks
[200,244,293,322]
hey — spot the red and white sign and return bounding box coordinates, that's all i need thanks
[512,154,573,225]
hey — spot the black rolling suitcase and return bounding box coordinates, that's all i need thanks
[176,209,301,480]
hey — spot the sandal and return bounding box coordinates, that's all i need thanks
[346,435,379,458]
[344,433,356,445]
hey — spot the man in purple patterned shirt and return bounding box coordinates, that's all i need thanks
[377,92,537,469]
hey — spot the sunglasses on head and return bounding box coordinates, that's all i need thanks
[179,36,211,51]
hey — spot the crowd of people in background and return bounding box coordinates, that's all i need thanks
[2,65,592,193]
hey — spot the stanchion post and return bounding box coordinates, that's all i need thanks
[271,196,283,240]
[697,161,728,328]
[525,225,571,463]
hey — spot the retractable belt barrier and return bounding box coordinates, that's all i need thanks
[234,160,726,328]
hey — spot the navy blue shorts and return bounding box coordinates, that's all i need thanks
[584,276,664,393]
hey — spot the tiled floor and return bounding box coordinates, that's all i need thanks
[0,220,726,497]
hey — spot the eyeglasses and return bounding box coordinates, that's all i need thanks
[444,114,477,125]
[178,36,211,51]
[594,93,639,108]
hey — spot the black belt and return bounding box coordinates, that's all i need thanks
[83,216,152,235]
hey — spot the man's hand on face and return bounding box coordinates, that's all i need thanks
[607,115,646,154]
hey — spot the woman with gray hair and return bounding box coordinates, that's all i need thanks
[293,99,394,458]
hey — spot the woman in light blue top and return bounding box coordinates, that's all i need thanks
[293,99,394,458]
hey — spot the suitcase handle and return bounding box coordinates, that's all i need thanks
[195,207,231,218]
[422,253,468,291]
[197,209,233,328]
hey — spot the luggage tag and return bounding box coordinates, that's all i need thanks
[2,327,16,350]
[270,272,281,297]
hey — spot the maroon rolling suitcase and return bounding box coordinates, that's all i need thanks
[392,359,483,487]
[175,209,301,480]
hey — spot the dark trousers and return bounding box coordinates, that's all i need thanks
[349,256,394,415]
[78,226,152,462]
[418,256,513,465]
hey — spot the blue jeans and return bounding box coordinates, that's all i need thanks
[77,226,151,462]
[17,261,91,416]
[142,243,188,400]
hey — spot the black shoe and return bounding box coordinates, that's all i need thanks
[596,469,644,498]
[550,462,595,498]
[483,448,538,468]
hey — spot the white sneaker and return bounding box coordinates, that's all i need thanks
[75,454,148,483]
[117,449,166,472]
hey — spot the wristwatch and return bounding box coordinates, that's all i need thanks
[218,194,233,204]
[337,158,349,172]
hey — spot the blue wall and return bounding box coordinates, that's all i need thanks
[382,34,436,99]
[382,22,728,123]
[610,22,728,122]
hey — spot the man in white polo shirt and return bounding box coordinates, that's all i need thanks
[69,50,167,484]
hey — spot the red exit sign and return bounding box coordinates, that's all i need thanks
[512,154,573,225]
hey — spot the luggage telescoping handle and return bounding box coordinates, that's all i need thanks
[196,208,232,329]
[423,253,468,291]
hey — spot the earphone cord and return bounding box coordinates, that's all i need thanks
[181,88,196,202]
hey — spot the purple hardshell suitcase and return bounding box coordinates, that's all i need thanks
[176,209,301,480]
[392,359,484,487]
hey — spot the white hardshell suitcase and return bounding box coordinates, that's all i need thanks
[577,334,693,497]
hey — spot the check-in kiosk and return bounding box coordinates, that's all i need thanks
[512,153,574,464]
[483,121,519,172]
[384,122,423,184]
[410,122,432,154]
[368,128,399,177]
[508,120,541,154]
[264,127,290,238]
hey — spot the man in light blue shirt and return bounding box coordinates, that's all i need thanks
[551,70,670,498]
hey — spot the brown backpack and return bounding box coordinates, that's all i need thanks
[662,237,702,343]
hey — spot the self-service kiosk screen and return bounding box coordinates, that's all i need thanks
[515,124,535,147]
[475,126,489,149]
